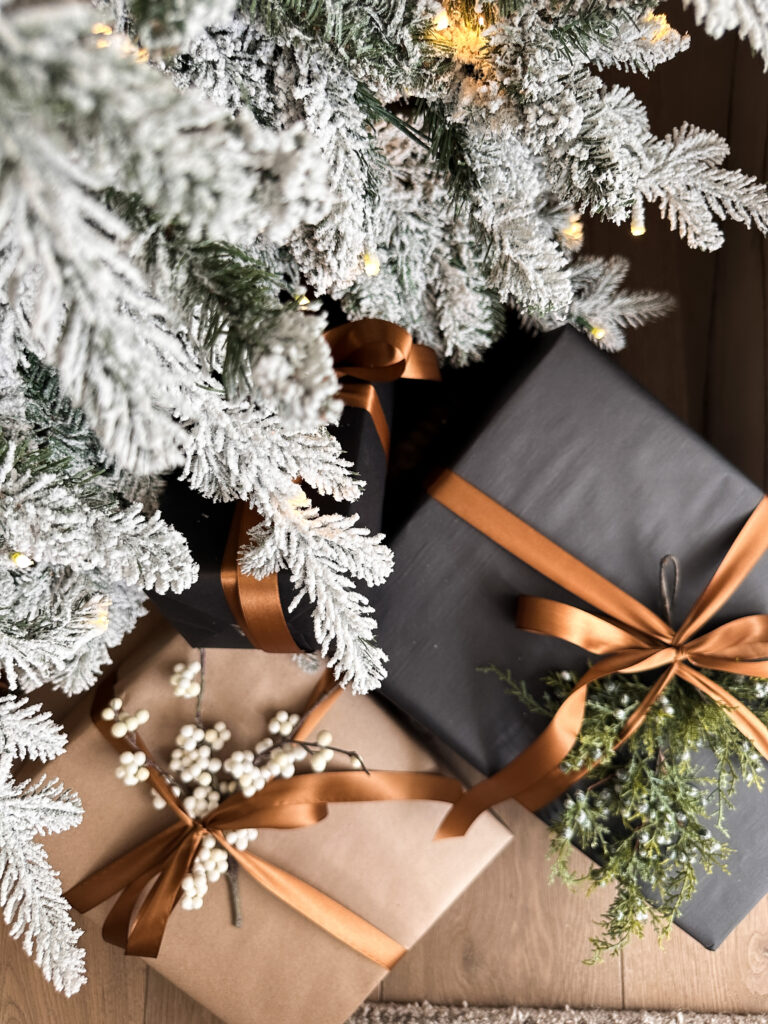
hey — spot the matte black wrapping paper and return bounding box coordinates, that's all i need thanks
[152,385,394,651]
[378,326,768,950]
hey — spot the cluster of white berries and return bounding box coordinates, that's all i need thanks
[168,722,231,815]
[179,829,261,911]
[170,723,229,780]
[268,709,301,737]
[180,835,229,910]
[170,660,202,698]
[115,750,150,786]
[100,696,150,739]
[224,827,260,852]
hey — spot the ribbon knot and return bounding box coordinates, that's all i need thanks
[428,471,768,837]
[325,319,440,455]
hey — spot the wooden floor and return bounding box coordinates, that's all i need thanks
[6,4,768,1022]
[5,796,768,1022]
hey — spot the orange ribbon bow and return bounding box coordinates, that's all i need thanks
[66,670,462,962]
[326,318,441,457]
[427,470,768,839]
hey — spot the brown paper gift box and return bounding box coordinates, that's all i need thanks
[41,629,511,1024]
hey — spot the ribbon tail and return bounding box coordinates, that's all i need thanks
[209,770,462,832]
[436,680,590,838]
[123,831,202,958]
[338,381,390,455]
[66,822,189,914]
[676,497,768,641]
[102,865,161,952]
[436,650,662,838]
[689,653,768,678]
[228,845,406,969]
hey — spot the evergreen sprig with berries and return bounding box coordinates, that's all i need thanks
[490,665,768,960]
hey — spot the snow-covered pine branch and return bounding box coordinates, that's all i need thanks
[1,458,197,592]
[179,385,360,505]
[0,759,85,996]
[239,493,392,692]
[0,356,191,694]
[0,696,67,763]
[526,255,675,352]
[682,0,768,68]
[640,123,768,250]
[180,386,392,692]
[129,220,342,431]
[483,9,768,255]
[1,3,332,472]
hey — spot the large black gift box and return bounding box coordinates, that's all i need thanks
[152,383,394,650]
[378,326,768,950]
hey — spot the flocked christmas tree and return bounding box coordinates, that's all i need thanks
[3,0,768,991]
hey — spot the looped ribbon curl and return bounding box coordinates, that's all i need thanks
[427,470,768,839]
[218,318,440,654]
[66,669,462,962]
[326,318,441,457]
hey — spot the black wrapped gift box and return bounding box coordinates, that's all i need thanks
[377,326,768,950]
[152,384,395,651]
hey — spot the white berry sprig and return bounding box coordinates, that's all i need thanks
[101,692,367,913]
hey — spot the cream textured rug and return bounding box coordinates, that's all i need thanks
[348,1006,768,1024]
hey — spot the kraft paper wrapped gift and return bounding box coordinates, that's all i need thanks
[377,325,768,950]
[42,630,510,1024]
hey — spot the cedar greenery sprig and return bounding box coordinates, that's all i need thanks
[488,665,768,961]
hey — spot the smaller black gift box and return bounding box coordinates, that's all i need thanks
[377,326,768,950]
[152,382,394,651]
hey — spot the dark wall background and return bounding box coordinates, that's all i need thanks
[590,3,768,488]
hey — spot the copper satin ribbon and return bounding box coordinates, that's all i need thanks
[326,318,441,457]
[219,318,441,654]
[220,502,299,653]
[427,470,768,839]
[66,668,462,963]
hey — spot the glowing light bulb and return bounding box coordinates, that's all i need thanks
[433,8,450,31]
[86,596,111,634]
[645,12,672,43]
[363,252,381,277]
[477,14,485,27]
[9,551,34,569]
[287,487,308,512]
[590,326,606,342]
[294,293,311,307]
[562,215,583,246]
[91,23,113,35]
[630,198,646,237]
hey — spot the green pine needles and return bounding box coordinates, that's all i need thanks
[490,665,768,960]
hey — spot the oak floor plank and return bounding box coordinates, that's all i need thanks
[0,913,147,1024]
[622,896,768,1013]
[381,802,623,1008]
